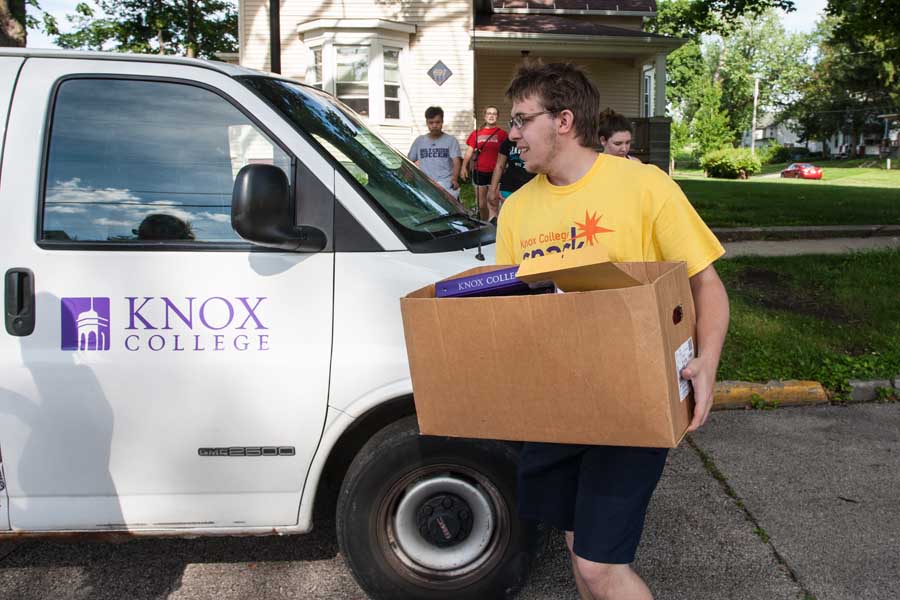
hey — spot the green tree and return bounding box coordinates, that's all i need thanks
[650,1,801,149]
[787,18,893,154]
[827,0,900,102]
[651,0,796,38]
[691,80,734,157]
[666,39,707,122]
[671,118,691,156]
[712,11,811,137]
[54,0,236,59]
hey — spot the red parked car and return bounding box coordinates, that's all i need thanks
[780,163,823,179]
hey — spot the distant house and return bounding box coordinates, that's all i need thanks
[808,127,899,158]
[741,114,900,159]
[741,115,800,149]
[236,0,685,170]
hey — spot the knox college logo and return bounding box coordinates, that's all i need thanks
[61,297,111,351]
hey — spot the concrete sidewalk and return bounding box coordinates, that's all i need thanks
[522,403,900,600]
[724,235,900,257]
[713,225,900,243]
[708,224,900,256]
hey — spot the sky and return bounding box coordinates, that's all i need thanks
[26,0,830,49]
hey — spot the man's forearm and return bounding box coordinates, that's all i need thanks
[452,157,461,181]
[461,147,474,173]
[490,156,506,190]
[691,266,729,370]
[682,264,729,431]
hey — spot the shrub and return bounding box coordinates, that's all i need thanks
[765,145,794,164]
[700,148,762,179]
[672,150,700,170]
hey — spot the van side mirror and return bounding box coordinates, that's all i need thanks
[231,164,326,251]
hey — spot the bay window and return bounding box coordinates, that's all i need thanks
[299,20,414,125]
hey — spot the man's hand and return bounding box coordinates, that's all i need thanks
[681,355,716,432]
[489,185,501,204]
[450,178,459,190]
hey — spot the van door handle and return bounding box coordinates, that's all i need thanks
[5,268,35,336]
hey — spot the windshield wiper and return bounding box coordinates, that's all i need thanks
[415,212,485,227]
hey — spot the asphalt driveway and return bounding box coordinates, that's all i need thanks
[1,403,898,600]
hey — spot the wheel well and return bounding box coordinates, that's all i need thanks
[313,395,416,522]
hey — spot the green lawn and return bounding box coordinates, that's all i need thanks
[476,159,900,227]
[677,171,900,227]
[717,250,900,397]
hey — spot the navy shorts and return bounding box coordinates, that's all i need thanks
[517,442,668,564]
[472,170,493,186]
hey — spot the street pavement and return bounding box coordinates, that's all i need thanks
[0,402,897,599]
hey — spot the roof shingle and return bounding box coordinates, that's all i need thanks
[491,0,656,11]
[475,13,667,37]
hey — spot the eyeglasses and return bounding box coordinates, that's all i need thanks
[508,111,554,130]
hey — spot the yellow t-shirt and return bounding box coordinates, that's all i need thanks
[495,154,725,276]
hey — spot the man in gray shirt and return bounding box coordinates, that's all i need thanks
[408,106,462,198]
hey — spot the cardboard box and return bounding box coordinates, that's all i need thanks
[400,249,697,448]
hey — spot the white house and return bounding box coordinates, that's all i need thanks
[237,0,685,169]
[741,114,801,149]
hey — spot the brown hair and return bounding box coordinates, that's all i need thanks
[505,61,600,148]
[598,108,633,140]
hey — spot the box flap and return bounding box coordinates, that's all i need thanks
[515,245,642,292]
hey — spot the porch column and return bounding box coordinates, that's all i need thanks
[654,53,666,117]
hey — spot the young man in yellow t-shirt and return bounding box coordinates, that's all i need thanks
[497,62,730,600]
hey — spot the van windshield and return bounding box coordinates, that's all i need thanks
[240,76,492,249]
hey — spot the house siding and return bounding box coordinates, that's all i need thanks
[475,55,642,123]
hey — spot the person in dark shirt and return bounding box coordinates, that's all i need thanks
[489,138,535,218]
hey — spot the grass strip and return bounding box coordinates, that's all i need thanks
[716,250,900,399]
[677,177,900,227]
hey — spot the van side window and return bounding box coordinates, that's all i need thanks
[41,78,291,244]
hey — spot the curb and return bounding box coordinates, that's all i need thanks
[712,380,828,410]
[712,225,900,243]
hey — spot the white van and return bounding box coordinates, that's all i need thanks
[0,49,537,599]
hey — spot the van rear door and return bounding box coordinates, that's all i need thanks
[0,57,334,532]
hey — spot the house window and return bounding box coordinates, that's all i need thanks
[301,20,413,124]
[335,46,369,116]
[384,47,401,120]
[311,48,323,89]
[641,69,653,118]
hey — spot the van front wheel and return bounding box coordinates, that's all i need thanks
[336,415,537,599]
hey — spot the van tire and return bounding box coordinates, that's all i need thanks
[336,415,539,600]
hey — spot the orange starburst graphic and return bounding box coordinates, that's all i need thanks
[574,210,614,245]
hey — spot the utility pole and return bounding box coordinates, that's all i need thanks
[269,0,281,74]
[750,75,759,156]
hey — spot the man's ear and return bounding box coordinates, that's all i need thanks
[557,109,576,135]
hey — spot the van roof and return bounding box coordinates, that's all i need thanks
[0,48,265,78]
